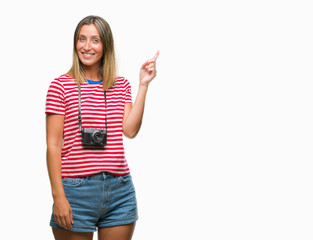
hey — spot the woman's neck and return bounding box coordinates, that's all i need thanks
[84,65,101,81]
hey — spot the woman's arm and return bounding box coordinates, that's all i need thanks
[46,114,73,230]
[123,51,159,138]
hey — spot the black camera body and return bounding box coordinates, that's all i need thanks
[82,128,107,147]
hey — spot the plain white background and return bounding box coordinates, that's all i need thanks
[0,0,312,239]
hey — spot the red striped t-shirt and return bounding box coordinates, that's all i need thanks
[45,74,132,177]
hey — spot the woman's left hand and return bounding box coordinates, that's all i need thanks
[139,51,159,87]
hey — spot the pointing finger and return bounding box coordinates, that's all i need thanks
[152,50,160,61]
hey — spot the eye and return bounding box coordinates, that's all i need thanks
[93,39,100,43]
[79,37,86,42]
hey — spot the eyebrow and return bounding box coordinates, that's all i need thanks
[78,34,100,38]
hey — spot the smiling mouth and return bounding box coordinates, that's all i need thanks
[82,53,94,56]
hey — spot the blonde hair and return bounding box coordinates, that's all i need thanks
[67,15,116,90]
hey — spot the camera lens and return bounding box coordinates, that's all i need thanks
[93,131,104,143]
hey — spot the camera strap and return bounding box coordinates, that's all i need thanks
[78,86,107,132]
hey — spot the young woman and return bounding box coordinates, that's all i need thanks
[45,15,159,240]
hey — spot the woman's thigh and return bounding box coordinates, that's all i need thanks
[52,228,94,240]
[98,223,136,240]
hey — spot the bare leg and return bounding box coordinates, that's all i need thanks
[52,228,94,240]
[98,223,136,240]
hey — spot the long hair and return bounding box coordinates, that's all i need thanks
[67,15,116,90]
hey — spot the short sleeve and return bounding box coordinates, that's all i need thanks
[125,79,132,103]
[45,78,65,115]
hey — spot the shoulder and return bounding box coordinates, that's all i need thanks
[52,74,75,85]
[49,74,76,90]
[114,76,131,88]
[115,76,129,84]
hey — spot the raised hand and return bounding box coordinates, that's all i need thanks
[139,51,159,86]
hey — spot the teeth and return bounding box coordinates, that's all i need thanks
[83,53,93,56]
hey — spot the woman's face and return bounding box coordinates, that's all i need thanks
[76,24,103,68]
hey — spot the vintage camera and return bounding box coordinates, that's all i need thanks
[82,128,107,147]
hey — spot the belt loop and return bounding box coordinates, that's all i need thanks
[102,172,106,180]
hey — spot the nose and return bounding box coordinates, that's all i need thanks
[83,40,92,51]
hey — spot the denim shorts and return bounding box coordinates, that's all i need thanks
[50,172,138,232]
